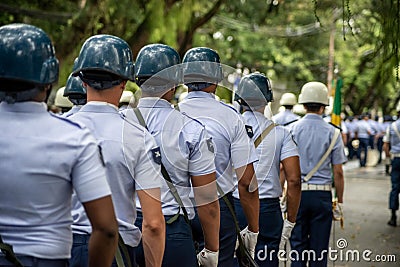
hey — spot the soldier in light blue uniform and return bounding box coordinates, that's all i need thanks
[123,43,220,267]
[344,116,358,160]
[289,82,346,267]
[383,101,400,227]
[272,92,300,126]
[69,35,166,267]
[0,23,118,267]
[233,73,301,267]
[62,74,87,117]
[179,47,260,266]
[355,113,372,167]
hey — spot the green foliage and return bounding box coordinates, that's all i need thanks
[0,0,399,113]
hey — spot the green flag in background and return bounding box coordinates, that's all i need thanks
[331,77,343,126]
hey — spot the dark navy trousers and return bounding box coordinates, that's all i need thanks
[357,137,369,167]
[0,256,67,267]
[191,193,237,267]
[234,197,283,267]
[135,211,197,267]
[70,233,136,267]
[289,191,332,267]
[389,157,400,210]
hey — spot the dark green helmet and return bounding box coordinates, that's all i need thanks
[236,73,273,108]
[182,47,223,90]
[0,23,59,87]
[72,34,134,85]
[135,43,181,87]
[64,74,87,105]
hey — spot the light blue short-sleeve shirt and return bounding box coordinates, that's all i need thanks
[290,113,347,185]
[355,119,371,139]
[383,120,400,154]
[233,111,299,199]
[179,91,258,195]
[272,109,300,126]
[122,98,216,219]
[0,102,110,259]
[70,102,162,247]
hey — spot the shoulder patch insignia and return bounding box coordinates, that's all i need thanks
[245,125,254,138]
[151,147,162,165]
[206,138,215,153]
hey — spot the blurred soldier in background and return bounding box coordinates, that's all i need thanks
[355,113,372,167]
[0,23,118,267]
[119,90,134,111]
[69,35,165,267]
[383,101,400,227]
[272,92,300,126]
[289,82,346,267]
[179,47,260,266]
[233,73,301,267]
[62,74,87,117]
[54,86,73,114]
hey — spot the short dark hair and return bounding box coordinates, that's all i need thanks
[304,103,324,112]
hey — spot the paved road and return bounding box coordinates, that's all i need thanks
[279,158,399,266]
[328,159,399,267]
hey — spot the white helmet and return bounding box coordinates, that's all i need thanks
[178,91,188,103]
[293,104,306,115]
[54,87,73,108]
[120,90,134,104]
[396,100,400,112]
[298,81,329,105]
[280,92,297,106]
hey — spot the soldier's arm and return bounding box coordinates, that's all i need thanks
[83,196,118,267]
[281,156,301,223]
[192,172,220,252]
[137,188,166,267]
[333,164,344,203]
[236,163,259,233]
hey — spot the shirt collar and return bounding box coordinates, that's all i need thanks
[186,91,215,99]
[87,101,118,110]
[0,101,47,113]
[137,97,173,108]
[304,113,323,120]
[80,101,119,113]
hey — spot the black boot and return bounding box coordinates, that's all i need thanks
[388,210,397,227]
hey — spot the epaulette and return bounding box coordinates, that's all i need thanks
[49,112,84,129]
[180,112,206,128]
[119,110,148,132]
[283,119,298,126]
[329,122,342,132]
[219,101,240,113]
[175,103,206,128]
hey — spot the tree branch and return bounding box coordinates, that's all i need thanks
[178,0,225,55]
[0,3,74,22]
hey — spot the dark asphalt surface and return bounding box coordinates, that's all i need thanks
[279,154,399,266]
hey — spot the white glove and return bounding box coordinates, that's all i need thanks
[240,226,259,259]
[279,219,295,250]
[279,196,287,213]
[333,202,343,221]
[197,248,219,267]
